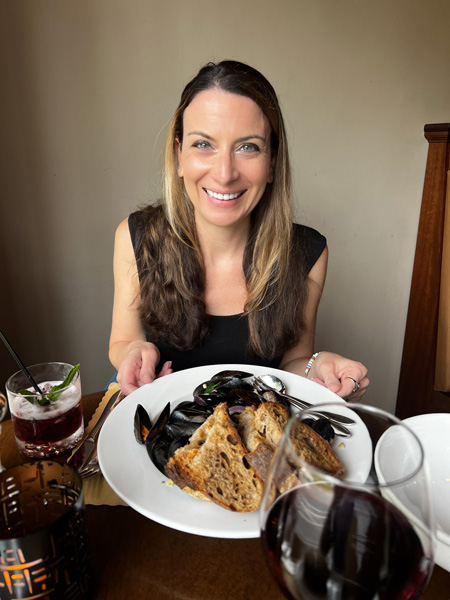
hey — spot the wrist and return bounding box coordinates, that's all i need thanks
[304,352,321,378]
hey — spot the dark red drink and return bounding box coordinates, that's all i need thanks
[262,484,432,600]
[12,401,83,444]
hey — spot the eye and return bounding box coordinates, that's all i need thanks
[238,143,260,153]
[192,140,212,150]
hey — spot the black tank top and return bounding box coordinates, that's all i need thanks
[128,211,326,372]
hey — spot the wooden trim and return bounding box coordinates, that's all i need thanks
[396,124,450,419]
[424,123,450,143]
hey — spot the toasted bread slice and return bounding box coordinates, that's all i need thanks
[239,402,344,487]
[166,403,263,512]
[289,421,344,478]
[239,402,290,452]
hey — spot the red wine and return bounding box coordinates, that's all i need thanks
[262,484,431,600]
[12,401,83,444]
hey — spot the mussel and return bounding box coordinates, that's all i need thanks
[302,417,335,444]
[134,404,153,444]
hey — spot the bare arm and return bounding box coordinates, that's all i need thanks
[280,246,328,373]
[281,246,369,400]
[109,218,171,395]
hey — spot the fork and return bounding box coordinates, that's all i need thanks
[79,455,101,479]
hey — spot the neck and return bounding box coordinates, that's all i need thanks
[195,218,251,266]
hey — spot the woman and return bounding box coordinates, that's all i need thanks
[109,60,369,399]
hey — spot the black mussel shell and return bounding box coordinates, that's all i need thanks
[193,371,254,398]
[310,418,335,443]
[194,393,229,407]
[165,420,203,439]
[302,417,335,443]
[170,402,213,423]
[134,404,152,444]
[168,436,190,459]
[211,370,253,380]
[149,435,172,476]
[215,377,254,393]
[145,402,171,447]
[232,389,262,407]
[192,379,225,397]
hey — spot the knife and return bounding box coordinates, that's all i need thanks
[68,390,121,471]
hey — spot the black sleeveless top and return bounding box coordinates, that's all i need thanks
[128,211,326,372]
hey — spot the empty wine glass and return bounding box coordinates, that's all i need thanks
[260,403,435,600]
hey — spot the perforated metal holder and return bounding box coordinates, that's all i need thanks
[0,461,91,599]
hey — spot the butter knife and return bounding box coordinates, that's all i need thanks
[68,390,121,471]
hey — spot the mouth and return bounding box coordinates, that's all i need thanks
[205,188,245,201]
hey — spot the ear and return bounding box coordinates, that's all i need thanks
[176,138,183,177]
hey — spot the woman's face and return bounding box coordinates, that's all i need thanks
[177,88,274,232]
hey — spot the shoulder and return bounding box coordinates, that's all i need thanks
[293,223,327,272]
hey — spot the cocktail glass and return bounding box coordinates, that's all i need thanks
[6,362,84,457]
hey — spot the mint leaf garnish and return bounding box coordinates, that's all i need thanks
[47,364,80,402]
[18,364,80,406]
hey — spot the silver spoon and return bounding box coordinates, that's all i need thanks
[255,374,356,426]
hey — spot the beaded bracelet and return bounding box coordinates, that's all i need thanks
[305,352,321,377]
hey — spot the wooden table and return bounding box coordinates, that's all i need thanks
[1,392,450,599]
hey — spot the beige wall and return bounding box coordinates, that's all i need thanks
[1,0,450,410]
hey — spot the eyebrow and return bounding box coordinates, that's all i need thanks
[186,131,268,143]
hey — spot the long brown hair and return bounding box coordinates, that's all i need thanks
[137,61,308,358]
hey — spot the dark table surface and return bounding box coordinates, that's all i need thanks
[1,391,449,599]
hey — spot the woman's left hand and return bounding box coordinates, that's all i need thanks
[309,351,369,401]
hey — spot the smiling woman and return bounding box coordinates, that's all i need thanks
[177,89,274,232]
[108,60,369,399]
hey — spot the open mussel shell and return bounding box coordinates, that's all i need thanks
[165,420,203,439]
[134,403,153,444]
[210,370,254,380]
[193,370,253,397]
[302,417,335,444]
[148,435,172,476]
[170,401,213,421]
[145,401,171,447]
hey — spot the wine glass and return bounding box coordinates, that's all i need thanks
[260,403,435,600]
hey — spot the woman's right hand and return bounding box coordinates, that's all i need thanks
[117,341,173,396]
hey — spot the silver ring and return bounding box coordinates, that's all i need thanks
[346,376,360,394]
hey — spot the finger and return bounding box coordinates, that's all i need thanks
[346,376,370,402]
[156,361,173,378]
[316,363,342,395]
[118,374,139,396]
[139,351,157,384]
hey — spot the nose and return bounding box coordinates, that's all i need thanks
[212,150,239,184]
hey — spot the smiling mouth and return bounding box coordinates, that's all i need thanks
[205,189,245,201]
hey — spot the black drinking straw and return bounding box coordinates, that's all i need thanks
[0,330,43,394]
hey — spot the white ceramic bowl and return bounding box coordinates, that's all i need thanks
[403,413,450,572]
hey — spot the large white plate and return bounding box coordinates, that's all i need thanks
[98,364,371,539]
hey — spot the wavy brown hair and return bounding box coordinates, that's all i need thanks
[137,61,309,358]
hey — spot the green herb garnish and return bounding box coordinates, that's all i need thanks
[18,364,80,406]
[203,380,223,395]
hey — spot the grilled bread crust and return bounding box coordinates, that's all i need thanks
[166,403,264,512]
[166,401,344,512]
[239,403,344,481]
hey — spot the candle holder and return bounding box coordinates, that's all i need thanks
[0,461,91,599]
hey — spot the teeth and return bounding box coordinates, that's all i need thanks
[206,189,242,200]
